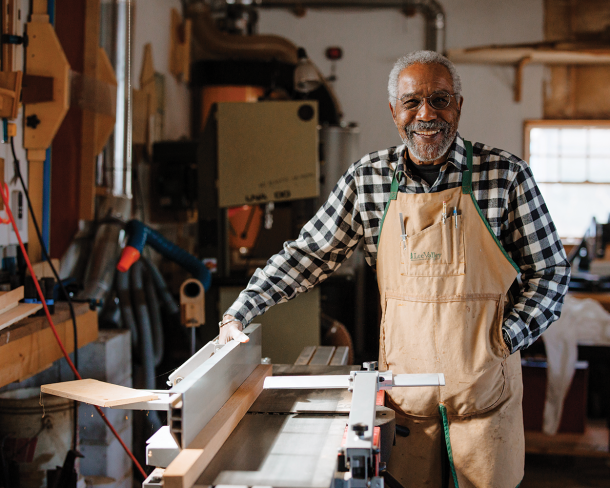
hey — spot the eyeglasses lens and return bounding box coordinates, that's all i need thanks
[429,93,451,110]
[401,92,452,111]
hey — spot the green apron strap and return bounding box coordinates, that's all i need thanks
[461,140,473,195]
[439,404,459,488]
[377,166,402,249]
[461,140,520,273]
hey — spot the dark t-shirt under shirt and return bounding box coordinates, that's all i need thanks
[406,156,443,187]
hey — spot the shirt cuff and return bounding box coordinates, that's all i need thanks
[224,298,254,328]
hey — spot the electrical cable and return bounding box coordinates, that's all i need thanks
[10,137,80,452]
[0,181,148,480]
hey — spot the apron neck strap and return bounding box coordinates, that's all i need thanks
[462,140,473,195]
[390,165,402,200]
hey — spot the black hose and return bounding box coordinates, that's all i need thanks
[143,266,164,367]
[130,261,162,432]
[142,256,179,317]
[116,270,139,351]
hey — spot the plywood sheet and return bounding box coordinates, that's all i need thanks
[0,286,24,312]
[41,378,159,407]
[0,303,42,331]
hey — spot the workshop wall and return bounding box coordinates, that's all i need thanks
[132,0,190,141]
[258,0,544,160]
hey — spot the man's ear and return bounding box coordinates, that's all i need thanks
[389,102,397,122]
[457,95,464,114]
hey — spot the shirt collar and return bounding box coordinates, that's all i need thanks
[394,132,468,175]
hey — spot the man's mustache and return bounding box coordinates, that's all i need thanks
[404,120,451,136]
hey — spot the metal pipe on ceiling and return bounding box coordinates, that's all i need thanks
[252,0,446,52]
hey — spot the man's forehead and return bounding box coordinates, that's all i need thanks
[397,63,453,94]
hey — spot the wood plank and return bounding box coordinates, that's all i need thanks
[0,286,24,310]
[330,346,349,366]
[447,47,610,65]
[2,0,16,72]
[0,302,89,346]
[294,345,316,365]
[163,364,272,488]
[0,303,42,331]
[41,378,158,407]
[0,305,98,387]
[27,160,44,263]
[309,346,336,366]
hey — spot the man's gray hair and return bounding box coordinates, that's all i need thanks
[388,51,462,107]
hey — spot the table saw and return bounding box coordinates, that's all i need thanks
[41,324,445,488]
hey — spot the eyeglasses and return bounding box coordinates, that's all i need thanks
[395,91,459,111]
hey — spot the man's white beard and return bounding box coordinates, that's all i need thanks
[402,122,457,163]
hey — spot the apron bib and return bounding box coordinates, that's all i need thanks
[377,141,524,488]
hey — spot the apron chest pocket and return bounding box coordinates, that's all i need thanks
[400,216,465,276]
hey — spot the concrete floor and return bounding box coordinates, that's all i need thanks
[522,455,610,487]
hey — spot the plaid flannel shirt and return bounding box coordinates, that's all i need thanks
[226,133,571,353]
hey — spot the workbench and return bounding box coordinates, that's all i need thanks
[0,302,98,388]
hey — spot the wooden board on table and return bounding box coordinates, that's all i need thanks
[0,286,24,314]
[41,378,159,407]
[163,364,272,488]
[0,303,98,388]
[0,303,42,331]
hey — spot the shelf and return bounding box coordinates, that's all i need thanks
[446,47,610,65]
[446,42,610,103]
[525,419,610,458]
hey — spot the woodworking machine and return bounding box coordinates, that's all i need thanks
[42,324,445,488]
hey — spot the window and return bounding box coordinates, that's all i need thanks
[524,121,610,240]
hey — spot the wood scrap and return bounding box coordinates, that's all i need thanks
[169,9,191,83]
[0,286,24,315]
[0,303,43,332]
[41,378,159,407]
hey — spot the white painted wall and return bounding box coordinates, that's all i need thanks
[132,0,191,141]
[257,0,545,159]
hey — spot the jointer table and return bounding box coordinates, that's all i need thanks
[194,364,396,488]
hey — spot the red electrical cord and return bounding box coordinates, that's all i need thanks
[0,183,148,480]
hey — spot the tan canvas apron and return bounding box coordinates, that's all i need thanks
[377,141,524,487]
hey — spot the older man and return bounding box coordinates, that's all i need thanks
[220,51,570,487]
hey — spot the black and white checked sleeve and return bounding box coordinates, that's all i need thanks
[501,164,571,353]
[225,166,365,326]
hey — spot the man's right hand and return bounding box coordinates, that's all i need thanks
[219,315,250,344]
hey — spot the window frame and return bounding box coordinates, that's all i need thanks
[523,119,610,184]
[523,120,610,241]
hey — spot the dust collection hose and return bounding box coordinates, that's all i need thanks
[142,256,180,317]
[117,220,211,291]
[142,264,164,367]
[116,269,139,349]
[130,261,163,432]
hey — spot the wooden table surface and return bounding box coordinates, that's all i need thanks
[0,302,98,388]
